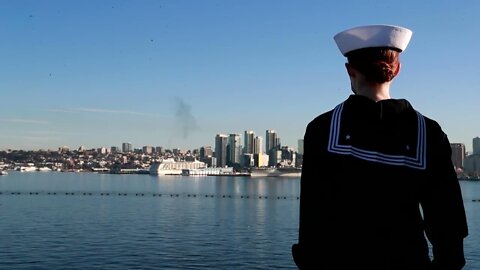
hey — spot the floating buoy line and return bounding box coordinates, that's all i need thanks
[0,191,477,202]
[0,190,300,200]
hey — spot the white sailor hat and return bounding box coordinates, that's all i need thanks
[334,24,413,56]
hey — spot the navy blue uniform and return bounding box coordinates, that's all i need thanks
[292,95,468,270]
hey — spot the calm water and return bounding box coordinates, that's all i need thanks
[0,171,478,269]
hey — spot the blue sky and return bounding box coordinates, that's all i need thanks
[1,0,479,152]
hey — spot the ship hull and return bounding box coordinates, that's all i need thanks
[249,167,301,177]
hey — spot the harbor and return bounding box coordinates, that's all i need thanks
[1,171,479,269]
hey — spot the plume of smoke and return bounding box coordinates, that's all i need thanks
[173,96,198,139]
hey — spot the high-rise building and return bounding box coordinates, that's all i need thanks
[242,153,254,167]
[200,146,213,158]
[142,146,153,154]
[254,136,263,154]
[266,130,278,154]
[280,146,296,166]
[198,146,214,167]
[464,137,480,177]
[228,133,242,166]
[269,149,282,167]
[215,134,228,168]
[473,137,480,155]
[451,143,466,169]
[266,130,280,166]
[122,142,133,153]
[244,130,255,154]
[298,139,304,155]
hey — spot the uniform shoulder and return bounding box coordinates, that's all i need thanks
[303,108,336,143]
[307,109,335,130]
[415,110,444,133]
[414,110,451,146]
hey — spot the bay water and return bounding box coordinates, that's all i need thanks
[0,171,478,269]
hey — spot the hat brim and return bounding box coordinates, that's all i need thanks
[334,24,413,56]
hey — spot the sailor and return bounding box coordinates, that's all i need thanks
[292,24,468,270]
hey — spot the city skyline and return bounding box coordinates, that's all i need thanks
[3,135,480,157]
[1,1,479,152]
[0,128,296,153]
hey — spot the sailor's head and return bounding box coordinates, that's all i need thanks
[334,24,413,84]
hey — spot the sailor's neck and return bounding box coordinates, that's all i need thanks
[354,84,391,102]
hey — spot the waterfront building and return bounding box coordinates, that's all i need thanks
[451,143,466,170]
[254,153,269,167]
[253,136,263,154]
[266,130,277,155]
[198,146,214,167]
[242,153,254,167]
[228,134,241,166]
[281,146,296,166]
[461,137,480,177]
[200,146,213,158]
[211,156,217,168]
[473,137,480,155]
[266,130,282,166]
[295,154,303,168]
[298,139,304,155]
[215,134,228,168]
[244,130,255,154]
[464,154,480,177]
[268,149,282,167]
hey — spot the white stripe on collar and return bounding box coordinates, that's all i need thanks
[327,102,427,170]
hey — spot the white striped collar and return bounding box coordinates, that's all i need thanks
[327,102,427,170]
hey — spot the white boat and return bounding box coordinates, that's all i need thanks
[18,166,38,172]
[0,170,7,175]
[149,158,207,175]
[249,166,301,177]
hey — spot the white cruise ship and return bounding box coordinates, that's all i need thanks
[149,158,207,175]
